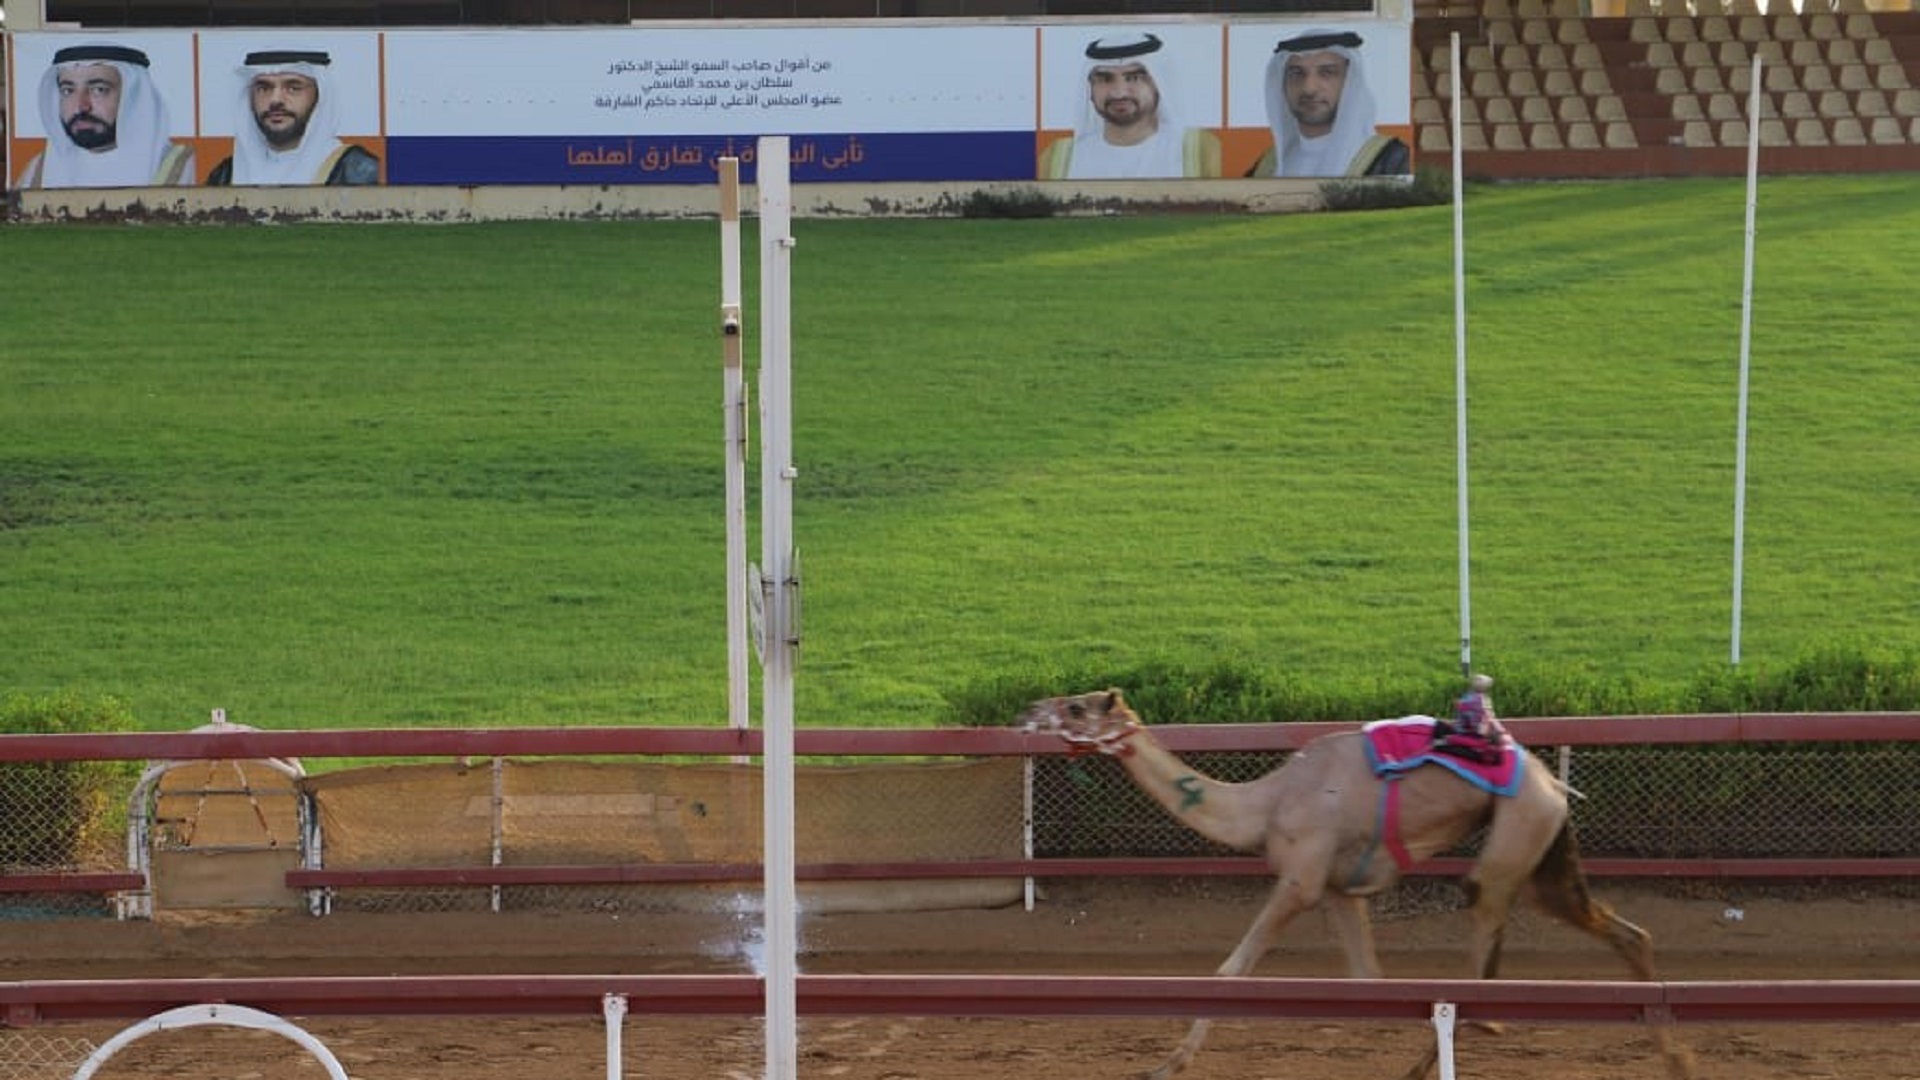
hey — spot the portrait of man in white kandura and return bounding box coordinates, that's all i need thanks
[1039,29,1221,180]
[207,46,381,186]
[1246,27,1410,179]
[19,41,196,188]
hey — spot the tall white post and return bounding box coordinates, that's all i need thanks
[1731,55,1762,667]
[1450,31,1473,676]
[756,136,800,1080]
[719,158,752,738]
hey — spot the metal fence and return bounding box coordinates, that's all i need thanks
[3,719,1917,919]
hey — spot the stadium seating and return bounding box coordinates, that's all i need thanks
[1407,3,1920,166]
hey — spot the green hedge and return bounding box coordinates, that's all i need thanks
[944,638,1920,726]
[0,692,141,869]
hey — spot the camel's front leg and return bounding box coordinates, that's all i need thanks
[1147,875,1321,1080]
[1323,894,1383,978]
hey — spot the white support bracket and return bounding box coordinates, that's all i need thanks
[602,992,628,1080]
[1431,1001,1458,1080]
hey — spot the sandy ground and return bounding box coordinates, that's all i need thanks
[2,879,1916,1080]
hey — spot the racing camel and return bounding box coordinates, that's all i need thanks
[1018,687,1695,1080]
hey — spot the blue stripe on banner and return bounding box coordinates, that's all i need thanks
[387,132,1036,185]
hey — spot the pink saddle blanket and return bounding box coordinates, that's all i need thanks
[1361,716,1522,796]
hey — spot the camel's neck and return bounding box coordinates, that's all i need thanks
[1108,728,1276,853]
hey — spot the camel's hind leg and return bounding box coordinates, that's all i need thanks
[1393,868,1528,1080]
[1531,823,1697,1080]
[1147,874,1322,1080]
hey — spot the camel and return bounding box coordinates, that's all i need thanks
[1018,688,1695,1080]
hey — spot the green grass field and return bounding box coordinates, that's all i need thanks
[4,174,1918,731]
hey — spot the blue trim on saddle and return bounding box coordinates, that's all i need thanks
[1362,718,1525,797]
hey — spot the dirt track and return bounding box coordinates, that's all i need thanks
[3,880,1916,1080]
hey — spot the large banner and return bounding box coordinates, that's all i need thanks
[4,17,1410,191]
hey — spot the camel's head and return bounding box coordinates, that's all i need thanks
[1018,689,1143,756]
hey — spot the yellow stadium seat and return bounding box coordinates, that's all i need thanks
[1672,94,1707,121]
[1868,116,1904,144]
[1684,120,1717,146]
[1856,90,1892,118]
[1529,122,1565,149]
[1566,121,1602,148]
[1894,90,1920,117]
[1877,65,1911,92]
[1830,117,1867,145]
[1604,122,1639,148]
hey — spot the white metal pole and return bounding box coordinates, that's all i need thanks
[1450,31,1472,676]
[719,157,752,740]
[756,135,800,1080]
[1022,759,1035,912]
[1731,55,1762,667]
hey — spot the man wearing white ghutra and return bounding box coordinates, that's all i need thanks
[1039,31,1219,180]
[22,43,194,189]
[209,49,380,186]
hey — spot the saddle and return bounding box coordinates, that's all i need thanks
[1361,716,1522,796]
[1425,719,1506,766]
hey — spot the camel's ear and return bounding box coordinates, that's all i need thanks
[1102,688,1125,709]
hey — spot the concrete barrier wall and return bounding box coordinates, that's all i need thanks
[8,178,1329,222]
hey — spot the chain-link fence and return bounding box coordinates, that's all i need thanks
[0,1031,97,1080]
[4,738,1917,919]
[0,759,134,919]
[1028,742,1920,860]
